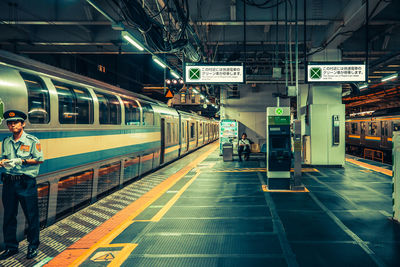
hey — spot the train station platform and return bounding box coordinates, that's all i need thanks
[3,142,400,267]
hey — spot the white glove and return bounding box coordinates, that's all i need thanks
[12,158,23,166]
[2,158,22,169]
[2,160,16,170]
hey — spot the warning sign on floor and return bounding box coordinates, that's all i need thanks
[90,251,118,262]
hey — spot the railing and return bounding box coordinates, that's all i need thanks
[363,148,384,163]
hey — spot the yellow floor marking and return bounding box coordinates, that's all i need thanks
[69,221,133,267]
[108,244,137,267]
[151,170,201,222]
[90,251,117,262]
[346,158,392,176]
[64,143,219,267]
[212,168,318,173]
[262,184,309,192]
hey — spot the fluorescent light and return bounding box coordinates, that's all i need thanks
[200,95,205,99]
[122,31,144,51]
[373,70,397,74]
[381,73,398,82]
[192,89,199,94]
[206,99,210,103]
[171,71,180,79]
[153,57,166,69]
[359,83,368,90]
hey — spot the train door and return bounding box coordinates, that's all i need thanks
[180,121,184,155]
[360,122,366,145]
[196,121,199,147]
[203,123,205,144]
[381,121,388,148]
[186,121,189,151]
[160,118,165,164]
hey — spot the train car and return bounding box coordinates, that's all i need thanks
[0,50,218,244]
[345,108,400,162]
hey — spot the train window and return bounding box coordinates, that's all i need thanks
[368,122,377,136]
[96,92,121,124]
[122,98,140,125]
[199,123,203,136]
[97,162,121,197]
[180,93,186,103]
[124,156,139,182]
[37,182,49,228]
[53,81,94,124]
[56,169,94,220]
[190,123,195,139]
[182,122,185,139]
[394,123,400,132]
[172,123,176,143]
[175,123,179,142]
[361,122,366,134]
[166,122,172,144]
[351,123,358,134]
[20,72,50,124]
[141,103,154,126]
[381,121,388,136]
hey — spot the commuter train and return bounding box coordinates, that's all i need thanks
[0,50,219,238]
[345,108,400,162]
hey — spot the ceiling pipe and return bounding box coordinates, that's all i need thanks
[303,0,307,65]
[243,0,247,67]
[366,0,369,81]
[85,0,181,76]
[86,0,117,25]
[285,0,288,89]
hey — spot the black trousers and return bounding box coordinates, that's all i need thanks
[2,176,40,250]
[238,145,250,159]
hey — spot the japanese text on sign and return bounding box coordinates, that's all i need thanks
[185,64,244,84]
[307,63,366,82]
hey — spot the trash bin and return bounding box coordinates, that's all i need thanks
[223,143,233,162]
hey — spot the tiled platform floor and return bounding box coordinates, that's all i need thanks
[4,143,400,267]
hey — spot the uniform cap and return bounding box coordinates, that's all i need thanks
[3,110,27,122]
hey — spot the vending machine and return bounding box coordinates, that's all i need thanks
[219,119,238,156]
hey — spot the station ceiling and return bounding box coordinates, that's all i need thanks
[0,0,399,113]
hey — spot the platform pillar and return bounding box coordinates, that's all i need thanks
[299,49,345,166]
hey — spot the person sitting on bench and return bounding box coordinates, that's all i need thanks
[238,133,251,161]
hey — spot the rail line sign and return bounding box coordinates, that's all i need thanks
[306,62,366,83]
[184,63,244,84]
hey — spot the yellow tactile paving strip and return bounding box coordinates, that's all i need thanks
[346,158,392,176]
[210,168,319,173]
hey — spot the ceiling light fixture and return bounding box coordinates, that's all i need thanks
[153,57,167,69]
[171,71,180,79]
[359,83,368,90]
[381,73,398,82]
[121,31,144,51]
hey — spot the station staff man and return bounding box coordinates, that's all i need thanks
[0,110,44,260]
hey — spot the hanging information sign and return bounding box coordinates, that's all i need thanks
[306,62,366,83]
[184,63,244,84]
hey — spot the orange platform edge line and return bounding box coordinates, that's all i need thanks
[345,158,392,176]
